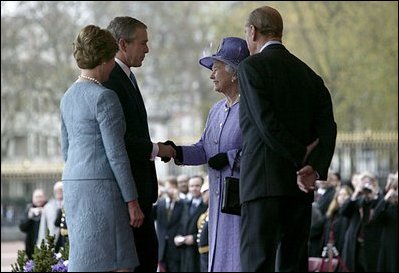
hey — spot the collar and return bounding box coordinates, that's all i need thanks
[225,94,240,108]
[259,40,282,53]
[115,58,132,78]
[164,196,175,209]
[192,198,202,206]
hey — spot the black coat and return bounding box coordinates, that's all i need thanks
[372,199,398,272]
[322,208,350,255]
[341,196,383,272]
[19,204,42,259]
[238,43,337,202]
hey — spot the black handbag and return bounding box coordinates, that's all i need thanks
[221,152,241,216]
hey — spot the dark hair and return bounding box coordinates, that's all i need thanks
[107,16,147,42]
[73,25,118,69]
[165,176,178,188]
[246,6,283,37]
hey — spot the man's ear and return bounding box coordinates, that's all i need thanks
[249,24,257,42]
[118,38,128,52]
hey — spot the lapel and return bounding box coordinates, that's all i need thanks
[113,64,148,122]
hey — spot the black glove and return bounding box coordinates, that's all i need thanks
[160,140,174,163]
[208,152,228,170]
[161,140,183,164]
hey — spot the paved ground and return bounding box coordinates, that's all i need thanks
[1,241,24,272]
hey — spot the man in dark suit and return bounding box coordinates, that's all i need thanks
[104,16,176,272]
[175,175,208,272]
[153,178,185,272]
[238,6,337,272]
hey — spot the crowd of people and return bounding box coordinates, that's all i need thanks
[21,170,397,272]
[19,181,65,259]
[309,171,398,272]
[17,4,397,273]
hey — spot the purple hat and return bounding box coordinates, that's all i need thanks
[199,37,250,70]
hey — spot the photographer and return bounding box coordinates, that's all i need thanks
[340,171,383,272]
[19,189,47,259]
[372,172,398,272]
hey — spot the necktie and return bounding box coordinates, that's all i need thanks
[129,72,138,90]
[166,201,173,222]
[190,201,198,215]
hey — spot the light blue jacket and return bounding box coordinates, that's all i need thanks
[60,81,137,202]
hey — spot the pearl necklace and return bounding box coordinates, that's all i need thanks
[79,75,102,85]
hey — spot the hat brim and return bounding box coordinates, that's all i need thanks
[199,56,238,71]
[199,56,214,70]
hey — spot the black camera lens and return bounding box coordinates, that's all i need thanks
[362,187,372,193]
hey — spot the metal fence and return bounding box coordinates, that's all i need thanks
[330,131,398,185]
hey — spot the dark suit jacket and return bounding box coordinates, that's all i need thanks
[154,198,184,262]
[178,200,208,272]
[103,63,158,212]
[238,43,337,203]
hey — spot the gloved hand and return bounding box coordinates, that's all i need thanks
[160,140,175,163]
[208,153,228,170]
[161,140,183,164]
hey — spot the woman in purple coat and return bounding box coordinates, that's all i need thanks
[170,37,249,272]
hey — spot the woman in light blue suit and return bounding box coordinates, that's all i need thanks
[60,25,144,272]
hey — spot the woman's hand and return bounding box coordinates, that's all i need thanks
[127,200,144,228]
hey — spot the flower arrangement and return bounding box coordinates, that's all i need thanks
[11,231,69,272]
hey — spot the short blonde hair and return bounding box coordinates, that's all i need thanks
[73,25,118,69]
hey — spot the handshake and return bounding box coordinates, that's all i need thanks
[157,140,183,164]
[157,140,230,170]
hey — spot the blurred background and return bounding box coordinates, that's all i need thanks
[1,0,397,245]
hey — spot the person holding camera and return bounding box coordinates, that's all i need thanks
[19,189,47,259]
[340,171,383,272]
[372,172,398,272]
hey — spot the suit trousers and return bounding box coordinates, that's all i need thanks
[240,196,312,272]
[133,210,159,272]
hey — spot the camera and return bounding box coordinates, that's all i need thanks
[361,183,373,194]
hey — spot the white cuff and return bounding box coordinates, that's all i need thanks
[150,142,159,161]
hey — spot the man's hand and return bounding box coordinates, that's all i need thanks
[160,140,175,162]
[157,142,176,160]
[296,165,317,193]
[160,140,183,164]
[174,235,185,246]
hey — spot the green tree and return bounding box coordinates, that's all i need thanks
[285,1,398,131]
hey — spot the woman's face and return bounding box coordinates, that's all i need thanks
[210,60,235,94]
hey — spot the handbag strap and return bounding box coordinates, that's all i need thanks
[230,149,241,176]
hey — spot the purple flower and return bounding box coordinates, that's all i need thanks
[23,260,34,272]
[51,260,68,272]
